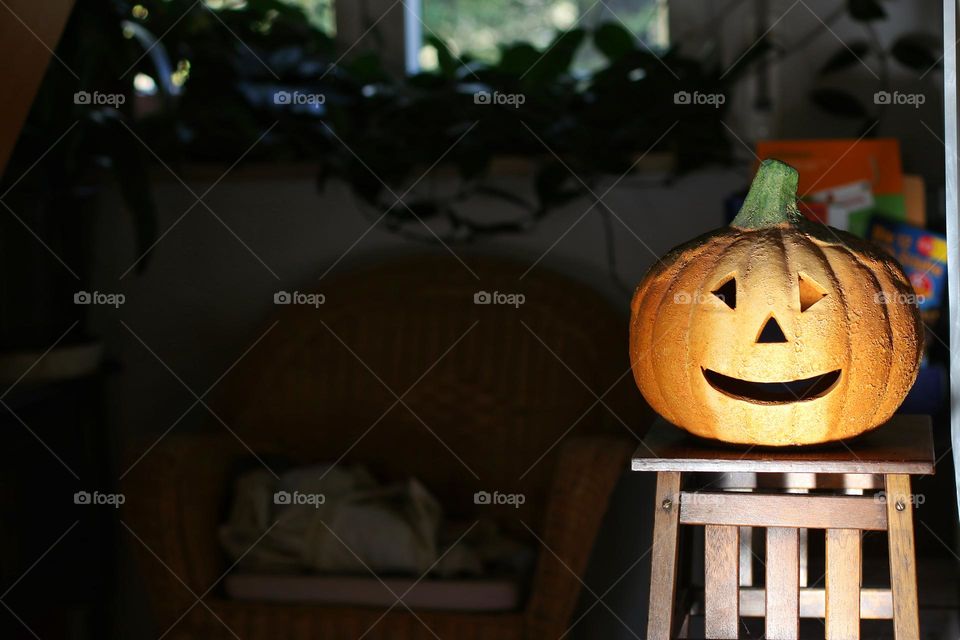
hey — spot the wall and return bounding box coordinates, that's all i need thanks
[91,167,742,447]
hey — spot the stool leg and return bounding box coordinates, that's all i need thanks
[648,471,681,640]
[705,524,740,639]
[826,528,861,639]
[766,527,800,640]
[884,474,920,640]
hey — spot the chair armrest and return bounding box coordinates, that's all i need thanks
[122,433,244,625]
[524,435,634,638]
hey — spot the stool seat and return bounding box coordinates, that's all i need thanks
[633,415,934,640]
[632,415,934,475]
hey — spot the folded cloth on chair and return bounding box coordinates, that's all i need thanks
[219,464,528,577]
[220,464,449,575]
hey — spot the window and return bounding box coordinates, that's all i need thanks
[279,0,336,34]
[409,0,669,74]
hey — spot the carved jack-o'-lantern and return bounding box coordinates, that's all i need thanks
[630,159,923,446]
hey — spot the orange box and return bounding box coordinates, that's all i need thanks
[755,139,903,197]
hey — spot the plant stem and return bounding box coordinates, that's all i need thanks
[731,158,800,228]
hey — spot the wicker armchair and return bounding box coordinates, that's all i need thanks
[123,254,650,639]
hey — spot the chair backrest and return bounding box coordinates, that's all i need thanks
[213,254,648,529]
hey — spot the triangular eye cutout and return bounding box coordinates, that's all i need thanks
[798,272,828,312]
[712,276,736,309]
[757,315,787,343]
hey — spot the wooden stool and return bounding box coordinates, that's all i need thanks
[632,415,934,640]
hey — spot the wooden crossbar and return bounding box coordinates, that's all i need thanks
[678,492,888,530]
[739,588,893,620]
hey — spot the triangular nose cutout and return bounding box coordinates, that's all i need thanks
[757,316,787,343]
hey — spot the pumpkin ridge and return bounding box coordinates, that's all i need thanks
[693,245,727,439]
[872,258,925,369]
[804,237,854,437]
[688,233,753,439]
[871,256,924,419]
[658,249,708,424]
[831,244,894,430]
[646,233,735,431]
[638,250,703,423]
[774,227,801,434]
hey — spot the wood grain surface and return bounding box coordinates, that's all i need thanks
[705,525,740,638]
[826,528,861,639]
[765,527,800,639]
[679,493,887,530]
[739,587,892,619]
[647,471,682,640]
[632,415,934,474]
[885,474,920,639]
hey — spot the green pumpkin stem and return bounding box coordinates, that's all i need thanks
[732,158,801,229]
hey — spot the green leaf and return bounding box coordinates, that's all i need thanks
[819,42,870,74]
[594,22,635,61]
[524,28,586,85]
[498,43,542,75]
[810,88,868,118]
[891,35,939,71]
[847,0,885,22]
[426,35,459,77]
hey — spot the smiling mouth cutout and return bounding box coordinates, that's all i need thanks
[702,368,841,404]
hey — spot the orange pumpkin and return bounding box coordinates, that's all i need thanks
[630,159,923,445]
